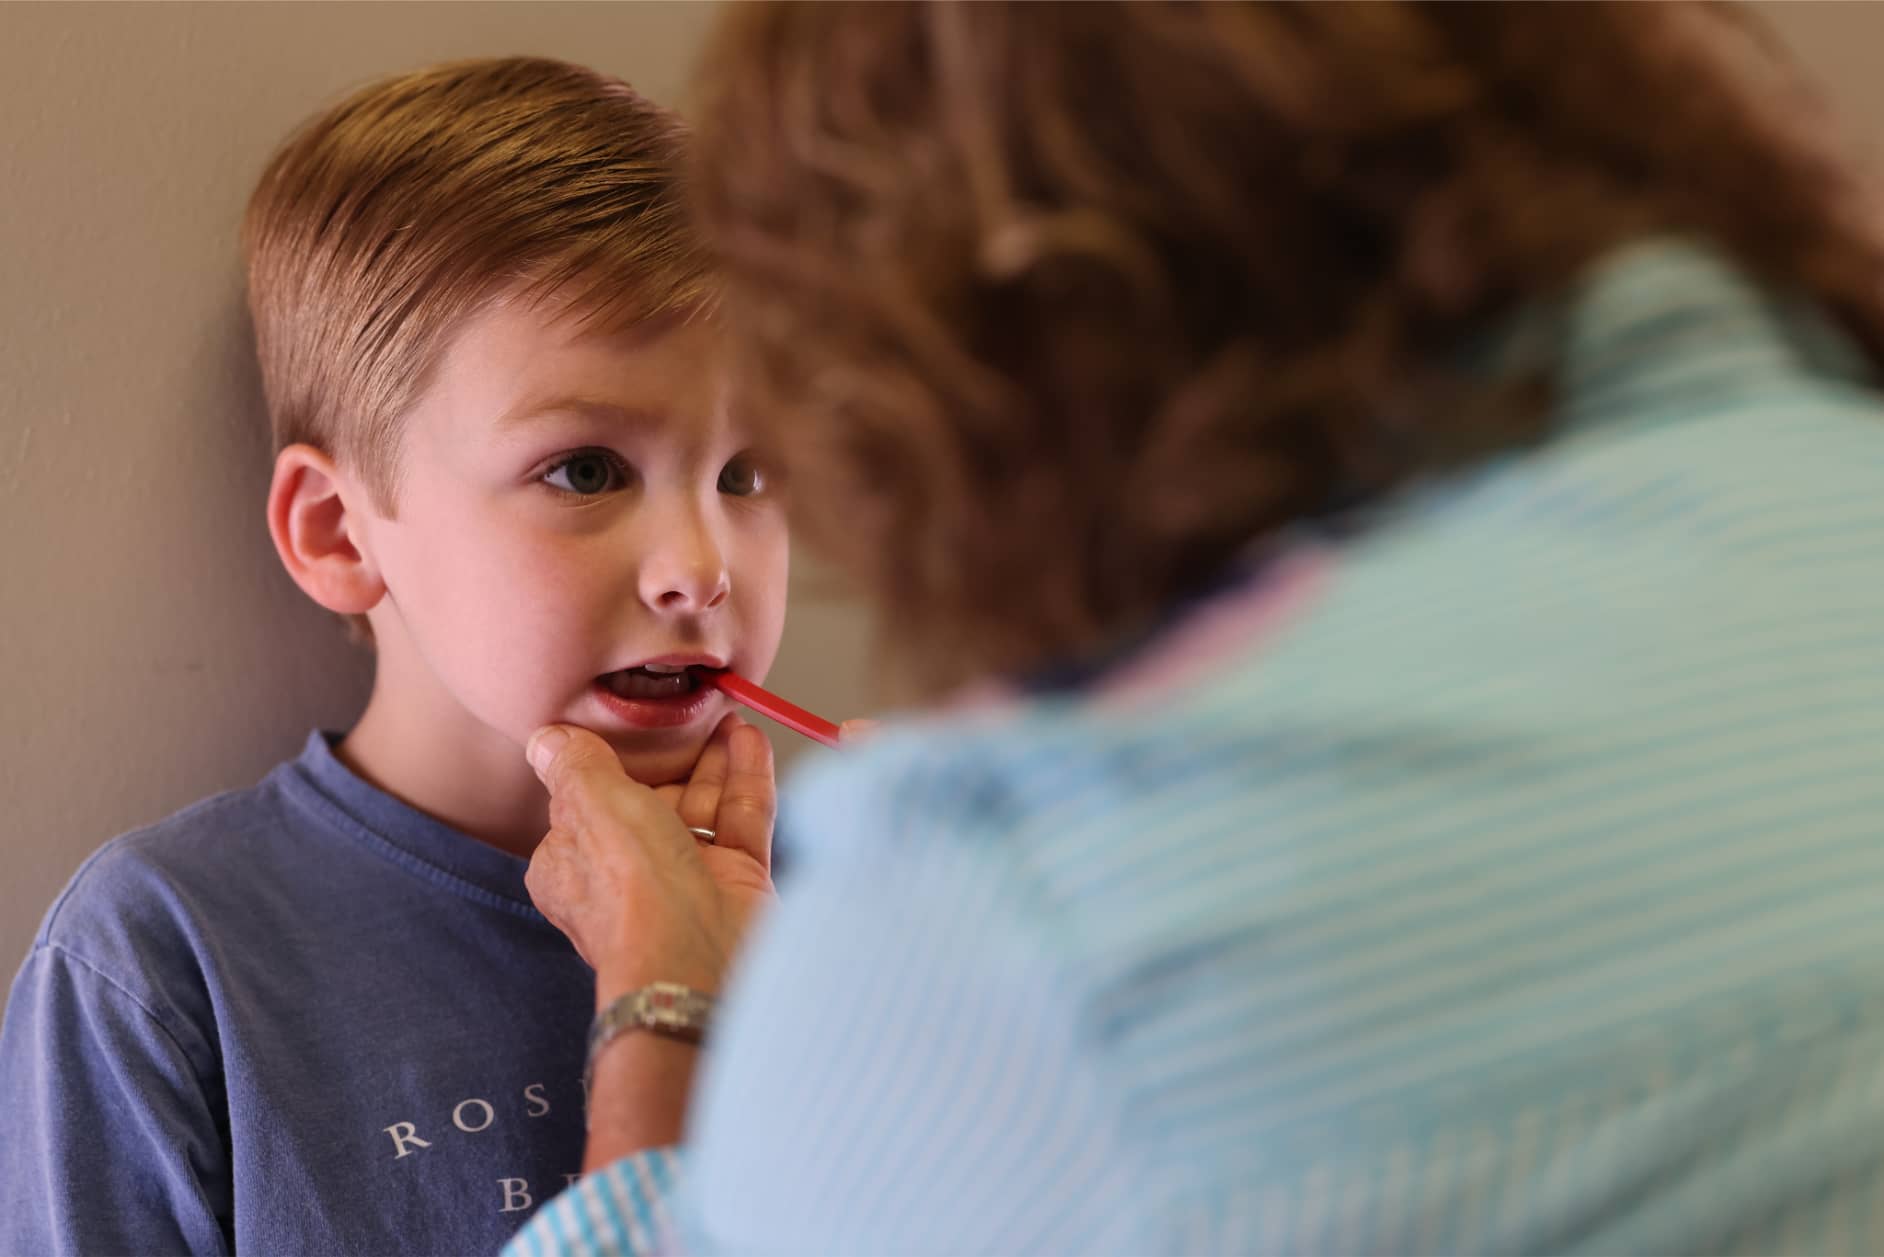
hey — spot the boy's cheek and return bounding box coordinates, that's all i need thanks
[740,538,793,661]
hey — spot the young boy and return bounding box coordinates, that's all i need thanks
[0,56,786,1255]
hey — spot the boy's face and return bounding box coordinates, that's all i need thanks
[354,296,788,787]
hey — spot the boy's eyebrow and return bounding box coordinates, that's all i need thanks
[494,398,664,430]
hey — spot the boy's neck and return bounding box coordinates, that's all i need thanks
[337,669,550,862]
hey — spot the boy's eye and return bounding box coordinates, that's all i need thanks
[543,452,625,496]
[717,454,765,498]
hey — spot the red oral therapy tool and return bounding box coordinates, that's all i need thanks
[707,671,843,748]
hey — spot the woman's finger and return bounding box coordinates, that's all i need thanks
[712,721,776,869]
[522,830,587,960]
[676,716,736,832]
[527,724,689,860]
[839,717,880,745]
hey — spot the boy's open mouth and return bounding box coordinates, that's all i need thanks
[599,663,712,701]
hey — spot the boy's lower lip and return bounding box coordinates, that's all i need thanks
[589,678,720,730]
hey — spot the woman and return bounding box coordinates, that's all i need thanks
[511,3,1884,1252]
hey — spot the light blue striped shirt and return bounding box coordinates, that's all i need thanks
[507,241,1884,1255]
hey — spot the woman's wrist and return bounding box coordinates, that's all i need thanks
[595,962,720,1010]
[581,1026,698,1169]
[591,918,730,1005]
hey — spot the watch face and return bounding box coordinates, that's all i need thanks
[638,985,710,1041]
[587,987,713,1091]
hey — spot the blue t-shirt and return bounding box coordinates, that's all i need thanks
[0,732,595,1256]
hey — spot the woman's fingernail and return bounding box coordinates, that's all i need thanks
[839,718,881,745]
[527,726,571,778]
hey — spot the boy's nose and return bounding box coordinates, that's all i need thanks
[638,514,731,614]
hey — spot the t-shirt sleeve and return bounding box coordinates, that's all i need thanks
[0,943,230,1256]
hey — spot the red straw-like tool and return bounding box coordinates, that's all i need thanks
[709,671,842,748]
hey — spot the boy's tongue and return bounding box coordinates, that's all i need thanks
[603,666,700,701]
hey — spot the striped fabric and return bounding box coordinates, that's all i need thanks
[506,240,1884,1255]
[510,1149,681,1257]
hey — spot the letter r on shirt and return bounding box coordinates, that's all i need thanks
[383,1122,433,1159]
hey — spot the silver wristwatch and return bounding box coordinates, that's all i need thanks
[584,983,716,1092]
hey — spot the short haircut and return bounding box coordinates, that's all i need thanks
[244,56,709,510]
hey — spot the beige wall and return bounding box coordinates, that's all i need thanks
[1,2,1878,971]
[0,1,874,971]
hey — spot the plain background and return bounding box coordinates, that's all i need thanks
[0,1,1872,970]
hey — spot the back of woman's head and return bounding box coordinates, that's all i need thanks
[693,0,1884,693]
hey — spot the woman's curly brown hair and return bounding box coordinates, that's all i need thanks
[691,0,1884,695]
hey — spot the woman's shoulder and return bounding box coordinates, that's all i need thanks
[779,693,1145,851]
[780,711,1061,859]
[775,690,1260,926]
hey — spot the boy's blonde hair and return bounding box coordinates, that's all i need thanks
[244,56,709,511]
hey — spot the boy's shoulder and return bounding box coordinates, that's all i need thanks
[43,769,288,934]
[12,756,330,1077]
[31,754,323,1014]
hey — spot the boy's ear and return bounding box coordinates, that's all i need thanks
[266,444,386,617]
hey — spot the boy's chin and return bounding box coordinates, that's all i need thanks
[606,736,713,788]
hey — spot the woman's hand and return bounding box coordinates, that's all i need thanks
[523,714,778,1002]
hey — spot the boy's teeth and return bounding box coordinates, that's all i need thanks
[606,669,694,700]
[640,663,688,674]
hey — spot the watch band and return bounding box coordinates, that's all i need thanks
[584,983,716,1093]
